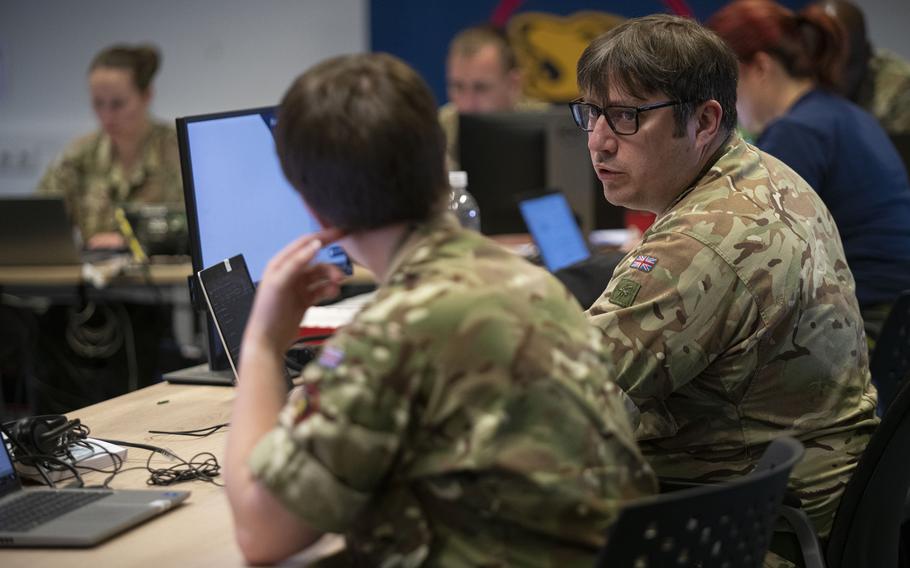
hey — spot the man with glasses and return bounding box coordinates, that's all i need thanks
[224,53,657,566]
[573,15,877,559]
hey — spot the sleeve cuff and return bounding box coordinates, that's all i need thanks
[249,427,372,534]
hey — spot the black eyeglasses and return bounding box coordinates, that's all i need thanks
[568,99,687,135]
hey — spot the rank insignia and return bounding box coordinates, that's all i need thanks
[610,278,641,308]
[630,255,658,272]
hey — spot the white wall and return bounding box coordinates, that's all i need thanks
[0,0,368,195]
[858,0,910,61]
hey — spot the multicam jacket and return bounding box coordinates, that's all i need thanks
[250,213,657,567]
[587,134,878,538]
[36,120,184,240]
[857,49,910,135]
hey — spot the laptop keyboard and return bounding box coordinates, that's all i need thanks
[0,491,111,532]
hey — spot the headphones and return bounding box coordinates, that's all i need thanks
[3,415,85,458]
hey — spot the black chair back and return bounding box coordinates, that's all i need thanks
[870,290,910,414]
[597,437,803,568]
[825,378,910,568]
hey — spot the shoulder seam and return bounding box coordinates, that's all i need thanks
[666,228,772,328]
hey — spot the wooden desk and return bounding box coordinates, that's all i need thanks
[5,382,342,567]
[0,260,192,288]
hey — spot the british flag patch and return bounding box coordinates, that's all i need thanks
[317,345,345,369]
[630,255,658,272]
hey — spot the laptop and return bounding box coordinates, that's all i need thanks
[0,197,81,265]
[0,434,189,547]
[518,190,592,272]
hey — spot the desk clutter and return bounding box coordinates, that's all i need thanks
[0,415,225,490]
[0,414,208,548]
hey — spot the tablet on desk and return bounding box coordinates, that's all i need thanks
[197,255,256,382]
[518,190,591,272]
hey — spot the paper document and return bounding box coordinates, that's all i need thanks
[301,291,376,329]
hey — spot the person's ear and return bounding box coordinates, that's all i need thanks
[140,86,154,107]
[694,99,723,148]
[304,202,334,232]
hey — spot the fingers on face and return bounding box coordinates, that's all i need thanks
[271,234,323,269]
[269,227,344,273]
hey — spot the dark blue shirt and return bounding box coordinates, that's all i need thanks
[758,88,910,308]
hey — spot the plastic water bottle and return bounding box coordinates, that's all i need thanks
[448,171,481,231]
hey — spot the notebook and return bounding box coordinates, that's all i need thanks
[0,197,81,265]
[0,434,188,547]
[518,190,592,272]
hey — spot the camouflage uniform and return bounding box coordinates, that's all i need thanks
[856,49,910,135]
[438,98,550,170]
[586,134,879,541]
[36,120,184,240]
[249,213,657,567]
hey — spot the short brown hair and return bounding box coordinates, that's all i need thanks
[89,44,161,92]
[448,24,517,72]
[577,14,738,136]
[275,53,447,232]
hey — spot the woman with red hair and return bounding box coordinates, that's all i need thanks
[708,0,910,344]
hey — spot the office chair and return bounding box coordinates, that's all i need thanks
[870,290,910,415]
[597,437,804,568]
[777,377,910,568]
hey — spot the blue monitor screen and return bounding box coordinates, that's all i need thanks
[520,192,591,272]
[180,107,349,283]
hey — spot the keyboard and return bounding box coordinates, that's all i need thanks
[0,491,111,532]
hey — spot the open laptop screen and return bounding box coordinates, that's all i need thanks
[519,191,591,272]
[0,436,16,495]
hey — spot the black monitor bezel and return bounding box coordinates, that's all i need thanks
[176,106,277,372]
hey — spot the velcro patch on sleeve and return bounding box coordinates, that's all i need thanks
[609,278,641,308]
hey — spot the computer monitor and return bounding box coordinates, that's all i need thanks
[176,106,350,373]
[458,108,624,235]
[459,111,546,235]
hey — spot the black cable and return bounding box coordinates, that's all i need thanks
[1,420,120,489]
[147,422,229,437]
[0,423,55,487]
[113,302,139,392]
[145,450,222,487]
[5,420,221,488]
[65,302,123,359]
[93,438,179,459]
[96,437,222,486]
[68,438,125,488]
[12,453,86,488]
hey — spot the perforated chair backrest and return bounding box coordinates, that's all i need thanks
[825,378,910,568]
[870,290,910,414]
[597,437,804,568]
